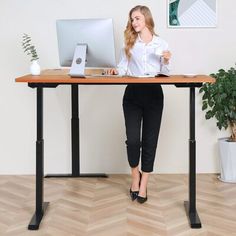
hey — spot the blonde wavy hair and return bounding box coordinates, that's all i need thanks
[124,5,157,60]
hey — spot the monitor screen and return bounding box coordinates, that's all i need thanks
[56,18,116,69]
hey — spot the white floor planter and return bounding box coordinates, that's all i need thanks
[218,138,236,183]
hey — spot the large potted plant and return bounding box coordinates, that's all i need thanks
[200,67,236,182]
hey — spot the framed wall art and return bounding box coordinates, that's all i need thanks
[168,0,217,28]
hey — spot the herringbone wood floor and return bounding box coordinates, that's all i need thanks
[0,174,236,236]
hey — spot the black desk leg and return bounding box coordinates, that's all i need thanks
[28,87,49,230]
[46,84,108,178]
[184,87,201,228]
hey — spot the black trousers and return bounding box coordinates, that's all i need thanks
[122,84,164,172]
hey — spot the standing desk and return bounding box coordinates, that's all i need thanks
[15,70,214,230]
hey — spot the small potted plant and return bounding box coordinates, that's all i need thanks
[22,33,40,75]
[200,67,236,182]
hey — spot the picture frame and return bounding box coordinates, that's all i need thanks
[167,0,217,28]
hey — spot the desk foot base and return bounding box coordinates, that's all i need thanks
[45,173,108,178]
[184,201,201,228]
[28,202,49,230]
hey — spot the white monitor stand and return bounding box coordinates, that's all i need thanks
[69,44,87,77]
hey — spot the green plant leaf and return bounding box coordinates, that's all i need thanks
[202,101,208,110]
[21,33,39,62]
[205,111,213,119]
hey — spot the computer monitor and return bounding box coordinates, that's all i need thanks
[56,18,116,77]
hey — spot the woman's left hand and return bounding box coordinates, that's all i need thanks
[162,50,171,64]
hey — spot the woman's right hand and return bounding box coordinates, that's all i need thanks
[104,68,118,75]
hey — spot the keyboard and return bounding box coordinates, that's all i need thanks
[85,74,122,78]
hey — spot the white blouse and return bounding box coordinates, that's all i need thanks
[117,35,170,76]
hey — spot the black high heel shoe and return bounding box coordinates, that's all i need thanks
[130,171,142,201]
[129,189,139,201]
[137,189,148,204]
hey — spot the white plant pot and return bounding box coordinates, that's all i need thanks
[30,60,41,75]
[218,138,236,183]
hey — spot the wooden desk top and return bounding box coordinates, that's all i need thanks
[15,69,214,84]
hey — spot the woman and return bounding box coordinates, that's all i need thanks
[107,5,171,203]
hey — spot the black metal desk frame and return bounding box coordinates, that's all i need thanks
[27,81,202,230]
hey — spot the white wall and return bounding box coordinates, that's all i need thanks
[0,0,235,174]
